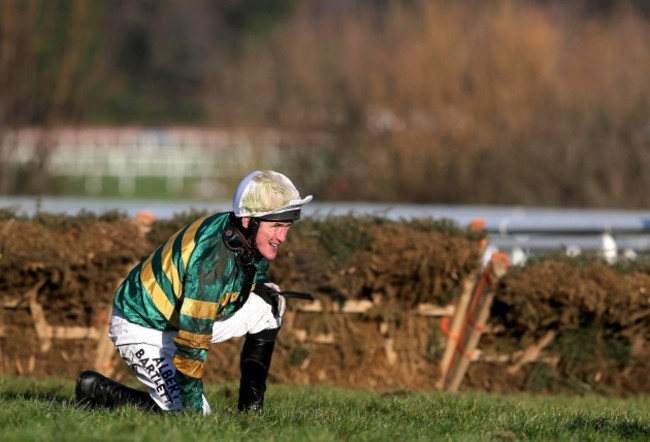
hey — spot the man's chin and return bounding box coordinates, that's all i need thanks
[261,249,278,260]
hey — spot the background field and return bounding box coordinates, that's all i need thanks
[1,376,649,442]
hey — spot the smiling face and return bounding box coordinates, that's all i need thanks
[241,218,293,261]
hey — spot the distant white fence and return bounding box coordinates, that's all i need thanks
[1,127,285,197]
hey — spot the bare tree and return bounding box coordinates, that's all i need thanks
[0,0,106,194]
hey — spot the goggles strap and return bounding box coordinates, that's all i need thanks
[223,214,261,266]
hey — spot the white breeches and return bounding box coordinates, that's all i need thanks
[108,292,284,414]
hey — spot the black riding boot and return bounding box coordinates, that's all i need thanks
[237,328,279,414]
[75,370,158,411]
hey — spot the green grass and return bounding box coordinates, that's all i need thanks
[1,377,649,441]
[51,176,202,199]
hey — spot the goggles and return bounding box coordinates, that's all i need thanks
[223,226,257,266]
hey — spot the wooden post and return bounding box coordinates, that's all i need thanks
[435,273,476,389]
[435,218,488,389]
[93,306,116,376]
[445,291,495,391]
[507,330,556,375]
[26,279,52,352]
[445,252,509,392]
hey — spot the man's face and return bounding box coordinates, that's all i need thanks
[242,218,293,261]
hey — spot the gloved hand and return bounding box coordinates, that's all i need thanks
[256,282,286,318]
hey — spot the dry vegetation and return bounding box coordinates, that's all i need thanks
[208,1,650,208]
[1,1,649,207]
[1,212,648,395]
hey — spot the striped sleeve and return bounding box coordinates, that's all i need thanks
[171,214,224,410]
[141,214,211,323]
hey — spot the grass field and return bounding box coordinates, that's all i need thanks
[1,376,649,441]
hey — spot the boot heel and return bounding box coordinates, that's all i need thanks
[74,370,158,411]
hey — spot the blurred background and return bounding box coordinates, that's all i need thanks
[1,0,650,207]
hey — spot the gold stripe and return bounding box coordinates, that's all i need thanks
[176,329,211,350]
[182,297,218,320]
[180,214,210,271]
[140,255,176,322]
[173,354,205,379]
[160,230,182,299]
[220,291,239,307]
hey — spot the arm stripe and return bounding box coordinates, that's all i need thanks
[173,354,205,379]
[181,297,219,320]
[140,254,178,325]
[161,230,183,299]
[181,215,211,272]
[176,329,212,350]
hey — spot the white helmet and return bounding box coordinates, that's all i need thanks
[232,170,313,220]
